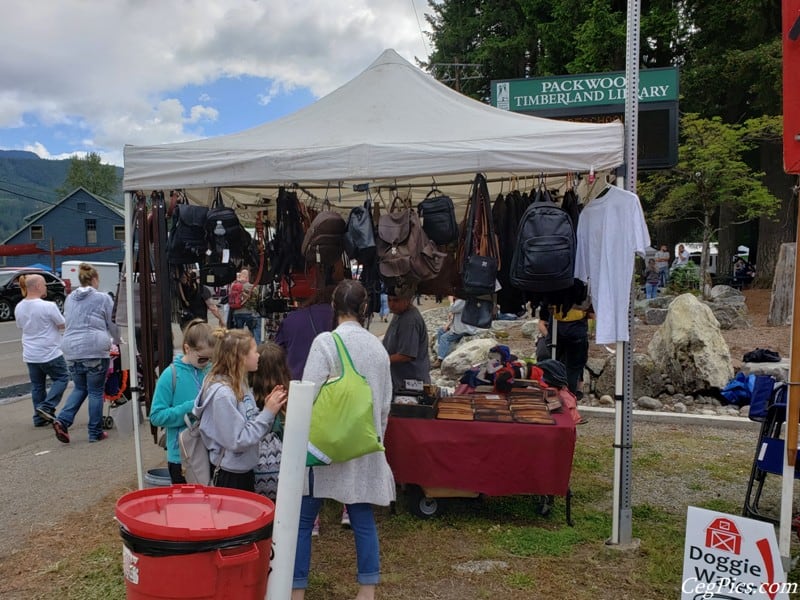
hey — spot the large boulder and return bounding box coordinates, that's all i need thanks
[647,293,734,393]
[441,338,498,380]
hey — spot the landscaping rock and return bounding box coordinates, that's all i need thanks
[645,308,668,326]
[647,293,734,394]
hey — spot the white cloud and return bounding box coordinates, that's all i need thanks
[0,1,431,164]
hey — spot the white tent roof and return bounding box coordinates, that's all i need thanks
[123,49,623,212]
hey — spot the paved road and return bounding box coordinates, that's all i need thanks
[0,390,164,560]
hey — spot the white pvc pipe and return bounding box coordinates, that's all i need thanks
[266,380,316,600]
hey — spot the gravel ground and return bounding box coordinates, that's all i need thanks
[577,412,798,520]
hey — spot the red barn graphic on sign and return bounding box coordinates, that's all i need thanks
[705,517,742,555]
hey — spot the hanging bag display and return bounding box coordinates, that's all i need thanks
[343,193,376,263]
[306,332,385,466]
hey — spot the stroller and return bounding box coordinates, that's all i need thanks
[102,346,131,430]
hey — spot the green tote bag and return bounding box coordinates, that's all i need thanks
[306,332,385,466]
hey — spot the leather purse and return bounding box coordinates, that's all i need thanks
[461,296,494,329]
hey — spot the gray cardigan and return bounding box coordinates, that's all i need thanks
[302,321,395,506]
[61,286,120,361]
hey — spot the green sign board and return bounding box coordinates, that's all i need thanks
[491,67,678,112]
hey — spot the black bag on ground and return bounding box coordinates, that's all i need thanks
[418,190,458,245]
[510,188,576,293]
[742,348,781,363]
[167,204,209,264]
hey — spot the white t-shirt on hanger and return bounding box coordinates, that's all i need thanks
[575,186,650,344]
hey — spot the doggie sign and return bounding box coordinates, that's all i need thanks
[681,507,794,599]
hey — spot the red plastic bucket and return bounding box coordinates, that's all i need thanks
[115,485,274,600]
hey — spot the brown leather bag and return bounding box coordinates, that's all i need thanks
[377,195,445,283]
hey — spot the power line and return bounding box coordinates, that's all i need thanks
[410,0,430,57]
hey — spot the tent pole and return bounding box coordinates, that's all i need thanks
[608,0,641,548]
[123,191,144,490]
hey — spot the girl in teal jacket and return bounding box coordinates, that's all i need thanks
[150,319,216,483]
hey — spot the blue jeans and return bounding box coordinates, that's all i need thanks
[645,283,659,299]
[379,293,389,318]
[658,267,669,287]
[57,358,109,440]
[435,327,464,360]
[233,312,261,344]
[27,356,70,425]
[293,471,380,589]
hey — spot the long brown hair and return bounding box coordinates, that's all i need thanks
[250,342,291,409]
[204,328,253,401]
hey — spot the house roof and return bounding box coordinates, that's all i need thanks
[1,187,123,245]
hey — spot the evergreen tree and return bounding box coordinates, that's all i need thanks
[57,152,120,200]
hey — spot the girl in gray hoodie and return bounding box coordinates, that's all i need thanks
[193,328,287,491]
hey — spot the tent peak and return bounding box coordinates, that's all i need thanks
[367,48,407,69]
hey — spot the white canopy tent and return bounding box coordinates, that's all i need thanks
[123,48,623,213]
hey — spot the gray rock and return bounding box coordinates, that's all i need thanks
[585,357,606,377]
[647,293,734,394]
[665,384,675,395]
[637,396,663,410]
[440,338,498,379]
[648,295,676,309]
[700,409,717,416]
[673,402,687,413]
[739,405,751,418]
[740,361,790,382]
[707,303,751,330]
[645,308,668,326]
[520,319,539,338]
[708,285,745,301]
[594,353,665,399]
[598,394,614,406]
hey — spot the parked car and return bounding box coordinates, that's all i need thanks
[0,268,67,321]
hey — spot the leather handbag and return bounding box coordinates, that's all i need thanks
[461,295,494,329]
[200,262,237,287]
[459,174,500,296]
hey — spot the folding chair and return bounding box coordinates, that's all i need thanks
[742,379,797,524]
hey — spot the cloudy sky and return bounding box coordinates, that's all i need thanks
[0,1,433,166]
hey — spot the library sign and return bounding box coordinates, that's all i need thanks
[491,67,679,169]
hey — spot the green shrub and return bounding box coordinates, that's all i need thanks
[667,263,701,295]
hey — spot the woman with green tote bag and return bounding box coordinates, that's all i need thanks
[292,279,394,600]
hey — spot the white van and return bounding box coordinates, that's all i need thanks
[60,260,120,297]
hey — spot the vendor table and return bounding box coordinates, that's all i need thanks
[385,411,576,517]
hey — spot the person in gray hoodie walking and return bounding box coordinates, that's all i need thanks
[193,328,287,491]
[46,263,120,444]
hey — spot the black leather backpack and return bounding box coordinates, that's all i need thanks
[418,189,459,246]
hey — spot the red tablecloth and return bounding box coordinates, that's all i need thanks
[384,411,576,497]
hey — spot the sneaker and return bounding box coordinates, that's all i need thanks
[36,407,56,424]
[89,432,109,443]
[53,420,70,444]
[311,515,320,537]
[341,507,351,528]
